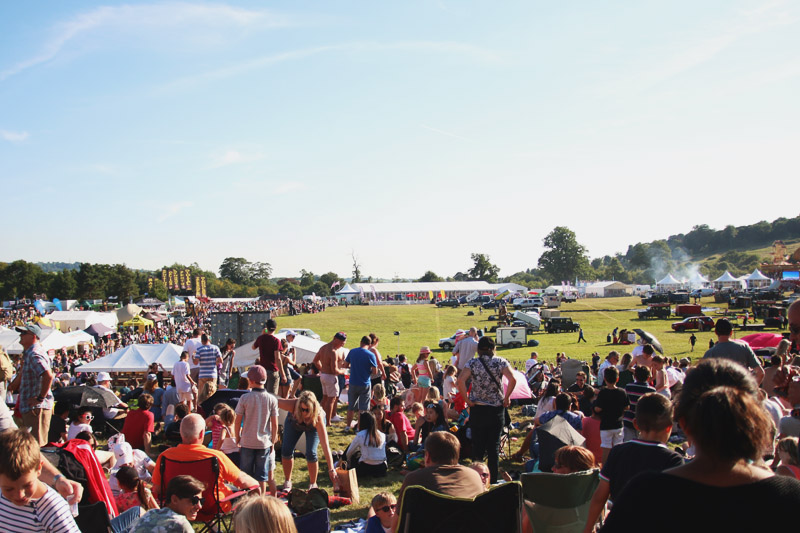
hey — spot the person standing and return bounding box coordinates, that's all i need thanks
[9,324,54,446]
[456,336,516,484]
[235,366,279,495]
[345,336,378,429]
[172,352,196,413]
[252,320,285,396]
[193,334,222,404]
[578,328,587,343]
[452,328,479,371]
[219,339,236,388]
[312,332,347,425]
[182,328,203,386]
[689,333,697,352]
[703,318,764,384]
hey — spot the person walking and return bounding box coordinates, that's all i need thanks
[689,333,697,352]
[345,336,377,429]
[193,334,222,404]
[578,328,587,343]
[456,336,516,484]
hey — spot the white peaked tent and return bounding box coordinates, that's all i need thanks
[3,328,85,355]
[745,269,771,288]
[233,332,348,369]
[656,274,682,291]
[0,330,22,354]
[687,271,710,288]
[64,330,96,347]
[75,343,184,373]
[713,271,745,290]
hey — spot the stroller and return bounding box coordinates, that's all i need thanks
[526,363,553,402]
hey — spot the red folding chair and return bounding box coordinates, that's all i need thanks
[158,455,251,533]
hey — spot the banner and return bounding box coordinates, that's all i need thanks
[439,289,446,299]
[201,277,207,298]
[161,269,167,287]
[147,277,153,290]
[185,269,192,291]
[195,276,202,297]
[428,290,434,299]
[179,270,185,290]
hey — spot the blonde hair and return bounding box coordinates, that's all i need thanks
[444,365,457,377]
[233,494,297,533]
[215,403,235,426]
[372,383,386,401]
[294,391,322,424]
[0,429,40,480]
[426,387,441,402]
[371,491,396,510]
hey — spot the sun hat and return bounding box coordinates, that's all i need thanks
[419,346,432,355]
[146,374,158,382]
[284,330,297,337]
[96,372,112,382]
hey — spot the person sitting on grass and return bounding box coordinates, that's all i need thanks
[583,393,683,533]
[0,429,79,532]
[345,412,387,478]
[387,397,415,454]
[129,475,204,533]
[366,491,397,533]
[411,402,448,451]
[115,465,159,513]
[232,493,298,533]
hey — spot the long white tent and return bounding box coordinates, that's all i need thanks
[48,310,118,332]
[1,328,85,355]
[75,343,183,373]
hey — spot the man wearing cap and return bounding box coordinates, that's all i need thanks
[8,324,54,445]
[193,334,223,404]
[235,365,279,495]
[252,319,285,396]
[345,336,378,429]
[313,332,347,425]
[452,327,479,371]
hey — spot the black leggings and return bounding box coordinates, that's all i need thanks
[470,404,505,483]
[355,461,388,478]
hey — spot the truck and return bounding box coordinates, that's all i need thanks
[496,326,527,348]
[543,295,561,308]
[545,317,581,333]
[674,304,703,318]
[638,303,672,319]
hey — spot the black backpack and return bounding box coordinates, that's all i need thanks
[288,487,329,516]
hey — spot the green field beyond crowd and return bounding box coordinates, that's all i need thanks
[273,296,721,367]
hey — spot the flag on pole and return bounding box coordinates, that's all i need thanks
[439,289,446,299]
[428,290,434,299]
[330,281,340,290]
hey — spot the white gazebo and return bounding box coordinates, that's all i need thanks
[745,269,771,288]
[233,331,338,369]
[75,343,184,373]
[713,271,745,290]
[687,271,710,288]
[655,273,682,292]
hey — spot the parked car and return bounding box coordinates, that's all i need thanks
[467,295,493,306]
[671,316,715,332]
[438,329,483,350]
[436,299,462,308]
[690,288,715,297]
[638,303,672,319]
[515,298,544,310]
[545,317,581,333]
[279,328,321,340]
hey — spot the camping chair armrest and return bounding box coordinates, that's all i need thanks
[220,486,258,503]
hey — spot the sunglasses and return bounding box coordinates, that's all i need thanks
[378,504,397,513]
[300,407,310,413]
[82,414,94,420]
[185,495,203,505]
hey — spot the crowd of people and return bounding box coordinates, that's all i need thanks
[3,299,800,533]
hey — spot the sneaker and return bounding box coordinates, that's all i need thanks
[282,480,292,492]
[309,483,318,489]
[331,415,343,422]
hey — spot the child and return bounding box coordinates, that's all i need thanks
[583,393,683,532]
[206,403,236,450]
[115,465,159,513]
[651,356,671,399]
[366,491,397,533]
[0,429,79,532]
[370,383,389,412]
[580,403,603,466]
[442,365,458,405]
[387,396,415,453]
[594,366,629,464]
[67,407,94,440]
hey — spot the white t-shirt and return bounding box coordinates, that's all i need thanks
[172,360,192,393]
[525,358,539,373]
[67,422,93,440]
[183,337,202,369]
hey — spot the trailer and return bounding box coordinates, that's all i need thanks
[512,310,541,333]
[496,326,527,348]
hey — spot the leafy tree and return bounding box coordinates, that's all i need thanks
[279,280,302,299]
[49,270,78,299]
[309,281,329,296]
[537,226,591,284]
[219,257,251,285]
[319,272,342,290]
[418,271,444,282]
[299,269,316,287]
[351,252,362,283]
[107,264,139,301]
[468,253,500,282]
[249,262,272,284]
[0,260,45,299]
[150,279,169,301]
[76,263,108,299]
[603,257,627,282]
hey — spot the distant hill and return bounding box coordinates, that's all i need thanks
[35,262,80,273]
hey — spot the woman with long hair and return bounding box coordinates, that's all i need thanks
[346,412,387,478]
[413,347,436,403]
[115,465,159,513]
[233,493,297,533]
[277,391,339,492]
[601,358,800,531]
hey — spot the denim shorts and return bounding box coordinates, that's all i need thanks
[282,414,321,462]
[240,446,274,482]
[348,384,371,411]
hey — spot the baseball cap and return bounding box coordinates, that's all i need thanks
[284,330,297,337]
[15,323,43,338]
[113,442,134,465]
[334,332,347,341]
[146,374,158,382]
[266,319,277,330]
[247,365,267,384]
[97,372,112,382]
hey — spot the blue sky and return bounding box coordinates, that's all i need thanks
[1,1,797,280]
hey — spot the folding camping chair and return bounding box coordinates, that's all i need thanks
[396,481,523,533]
[521,469,600,533]
[536,417,586,473]
[559,359,590,390]
[158,455,251,533]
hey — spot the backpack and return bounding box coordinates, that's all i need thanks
[288,487,329,516]
[0,348,14,382]
[399,363,412,389]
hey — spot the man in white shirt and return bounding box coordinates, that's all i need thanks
[524,352,539,374]
[96,372,128,420]
[452,328,479,370]
[182,328,203,383]
[172,352,196,412]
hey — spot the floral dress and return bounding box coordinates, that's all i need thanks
[128,507,194,533]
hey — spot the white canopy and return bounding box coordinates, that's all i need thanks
[47,310,118,332]
[75,343,184,373]
[688,271,709,285]
[233,332,347,369]
[746,269,770,281]
[64,330,96,346]
[336,283,360,295]
[714,271,739,282]
[0,330,22,354]
[2,328,85,355]
[656,273,682,286]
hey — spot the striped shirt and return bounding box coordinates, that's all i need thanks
[195,344,222,379]
[623,381,656,429]
[19,343,53,414]
[0,486,79,533]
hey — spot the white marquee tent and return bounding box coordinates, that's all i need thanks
[745,269,771,288]
[656,274,682,291]
[687,271,710,288]
[75,343,184,373]
[47,311,118,332]
[1,328,86,355]
[713,271,746,290]
[233,332,347,369]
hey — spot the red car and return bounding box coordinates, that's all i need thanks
[671,316,715,332]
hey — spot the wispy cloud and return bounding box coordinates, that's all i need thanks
[420,124,475,143]
[1,130,29,142]
[1,2,292,81]
[211,149,265,168]
[158,200,193,223]
[158,41,502,93]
